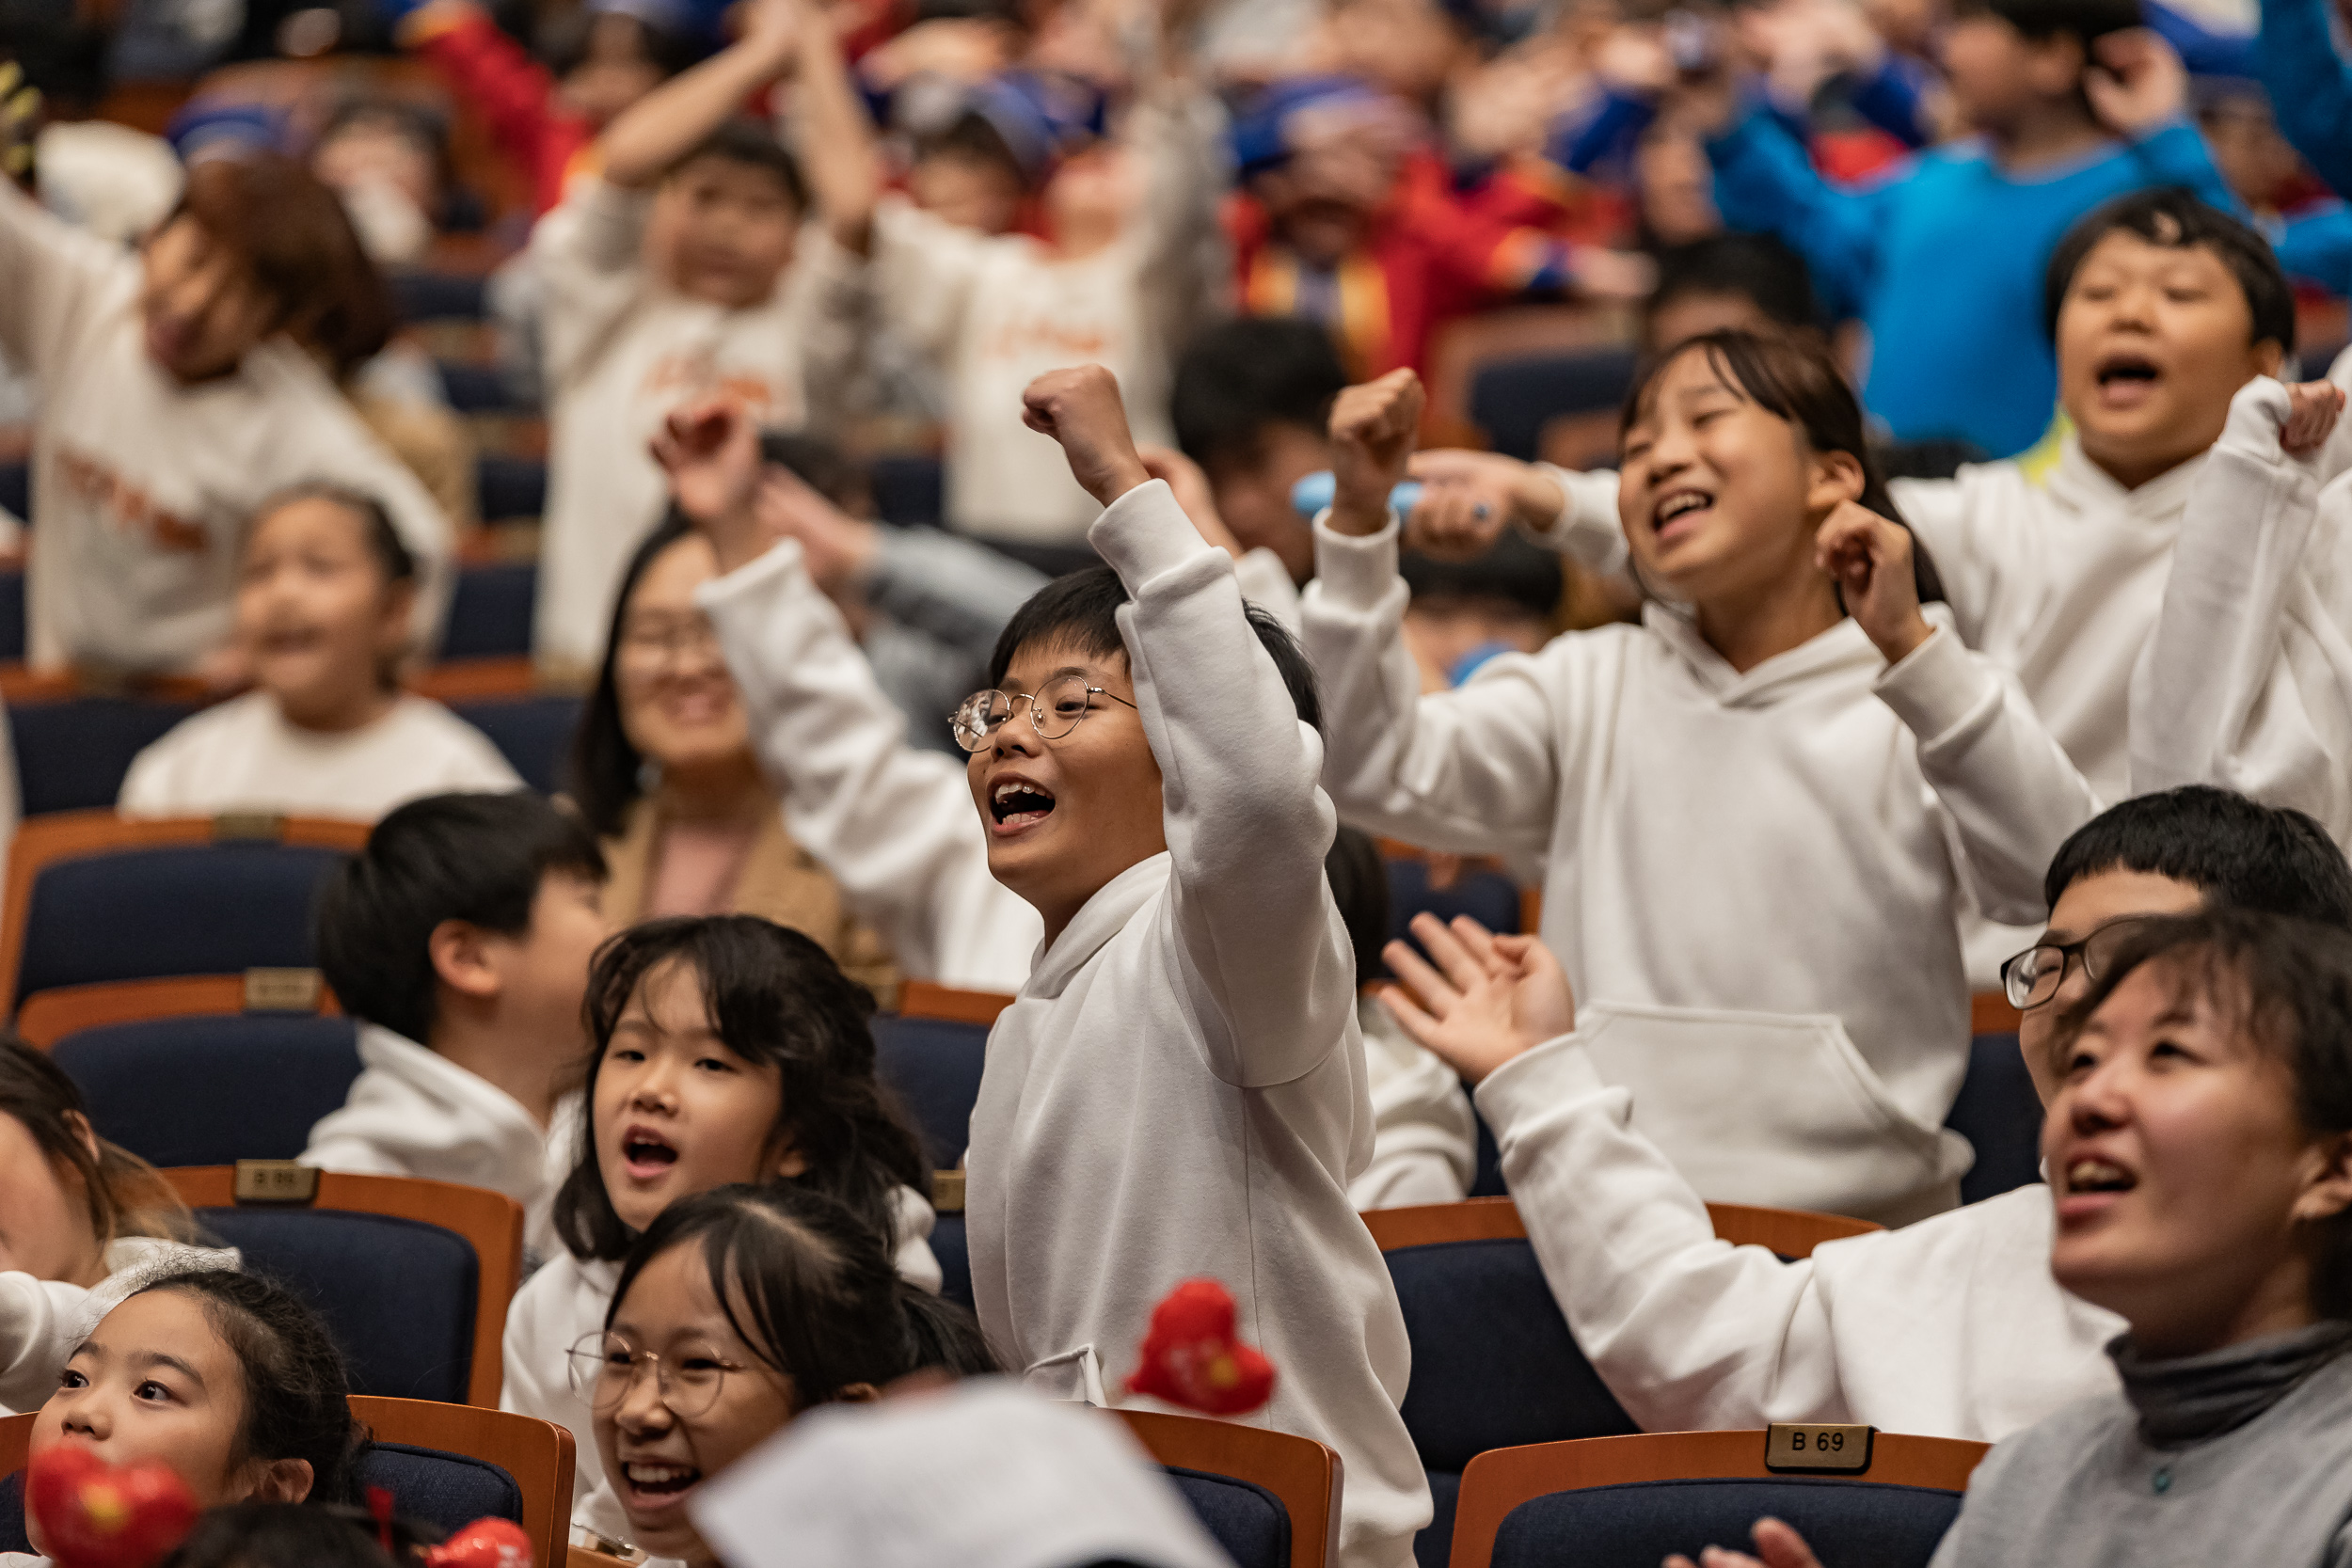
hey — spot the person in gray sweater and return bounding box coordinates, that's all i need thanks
[1676,906,2352,1568]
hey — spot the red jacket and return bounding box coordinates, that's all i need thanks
[404,0,596,214]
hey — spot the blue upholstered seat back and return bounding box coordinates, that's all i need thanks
[447,695,581,794]
[8,698,198,816]
[358,1443,526,1537]
[871,1014,990,1167]
[1489,1477,1962,1568]
[55,1014,361,1166]
[1165,1466,1290,1568]
[199,1210,479,1403]
[17,843,347,1002]
[1947,1031,2044,1203]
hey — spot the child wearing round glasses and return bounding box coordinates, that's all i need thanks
[579,1183,996,1564]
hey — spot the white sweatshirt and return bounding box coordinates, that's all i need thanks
[530,177,864,672]
[964,482,1428,1568]
[0,1235,241,1416]
[867,91,1225,545]
[1478,1032,2122,1437]
[501,1188,940,1544]
[297,1023,580,1270]
[118,691,520,823]
[0,181,453,675]
[697,538,1041,990]
[1302,515,2100,1224]
[2129,377,2352,845]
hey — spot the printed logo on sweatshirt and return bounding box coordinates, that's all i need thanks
[979,313,1113,365]
[639,358,782,414]
[55,444,207,553]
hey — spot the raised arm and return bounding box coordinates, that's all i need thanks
[2129,376,2352,842]
[1700,108,1888,321]
[2257,0,2352,199]
[777,0,881,252]
[597,0,801,190]
[1023,366,1354,1087]
[1299,377,1566,858]
[0,156,134,382]
[660,395,1042,988]
[1818,501,2102,923]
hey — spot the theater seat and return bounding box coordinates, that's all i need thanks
[870,453,945,527]
[8,695,199,816]
[1947,1031,2044,1203]
[1469,346,1641,465]
[0,569,21,662]
[1383,858,1520,959]
[929,1210,971,1309]
[389,269,490,323]
[54,1012,361,1166]
[444,562,538,660]
[449,694,581,794]
[476,455,548,525]
[361,1442,524,1534]
[872,1013,989,1167]
[1490,1476,1962,1568]
[1164,1468,1290,1568]
[1114,1408,1339,1568]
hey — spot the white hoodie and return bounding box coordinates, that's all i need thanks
[695,537,1041,990]
[0,1235,242,1416]
[1302,513,2100,1224]
[0,181,453,674]
[964,482,1429,1568]
[297,1023,580,1270]
[501,1187,940,1546]
[2129,377,2352,845]
[1476,1032,2122,1437]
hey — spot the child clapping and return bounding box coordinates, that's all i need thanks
[119,486,519,822]
[1304,333,2100,1224]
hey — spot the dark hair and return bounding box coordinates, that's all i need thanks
[1645,234,1825,341]
[0,1037,189,1248]
[314,98,452,220]
[2042,188,2295,351]
[251,484,417,585]
[315,792,608,1045]
[1326,827,1388,986]
[567,515,701,839]
[757,430,873,515]
[668,119,809,213]
[129,1271,362,1504]
[912,110,1028,186]
[554,917,929,1261]
[539,6,700,81]
[1621,328,1946,606]
[2053,908,2352,1317]
[1948,0,2138,48]
[2041,785,2352,924]
[172,154,393,378]
[160,1502,441,1568]
[608,1183,997,1410]
[985,566,1323,730]
[1171,317,1348,473]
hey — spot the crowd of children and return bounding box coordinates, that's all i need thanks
[16,0,2352,1560]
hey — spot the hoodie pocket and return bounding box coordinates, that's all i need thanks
[1577,1001,1972,1227]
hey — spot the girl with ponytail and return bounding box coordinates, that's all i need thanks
[578,1184,998,1563]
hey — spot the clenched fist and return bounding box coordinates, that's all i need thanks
[1023,366,1152,507]
[1814,501,1931,665]
[1327,369,1426,537]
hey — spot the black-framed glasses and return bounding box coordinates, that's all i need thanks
[951,673,1137,752]
[1999,916,2164,1011]
[566,1331,747,1418]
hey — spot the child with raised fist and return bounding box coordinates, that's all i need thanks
[1301,330,2102,1226]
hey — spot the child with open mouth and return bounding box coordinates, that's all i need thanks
[501,914,940,1554]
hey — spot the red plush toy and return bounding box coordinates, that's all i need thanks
[25,1446,199,1568]
[421,1518,533,1568]
[1126,1278,1277,1417]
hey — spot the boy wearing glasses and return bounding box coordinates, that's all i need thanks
[683,367,1430,1568]
[1378,785,2349,1445]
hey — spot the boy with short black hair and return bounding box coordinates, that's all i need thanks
[1169,315,1349,591]
[1381,786,2352,1443]
[530,0,870,673]
[302,791,612,1268]
[1642,232,1826,353]
[686,365,1430,1568]
[1684,0,2233,456]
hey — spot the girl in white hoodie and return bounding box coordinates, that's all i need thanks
[500,914,940,1552]
[1303,331,2102,1225]
[0,1040,233,1416]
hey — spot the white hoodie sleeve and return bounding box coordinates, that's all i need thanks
[1092,480,1357,1088]
[1523,463,1630,576]
[1473,1032,1852,1430]
[0,1274,113,1413]
[1872,622,2103,926]
[698,538,1041,990]
[2128,377,2352,842]
[0,178,128,381]
[1299,512,1565,859]
[530,177,653,394]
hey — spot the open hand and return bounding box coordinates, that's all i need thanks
[650,393,776,572]
[1328,369,1426,537]
[1663,1517,1828,1568]
[2281,379,2347,457]
[1814,501,1930,664]
[1378,912,1573,1085]
[1024,366,1151,507]
[1404,450,1565,559]
[2085,28,2186,140]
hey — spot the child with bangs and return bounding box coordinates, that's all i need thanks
[0,149,452,678]
[530,0,871,674]
[1302,331,2102,1225]
[119,485,518,823]
[500,915,938,1551]
[1678,908,2352,1568]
